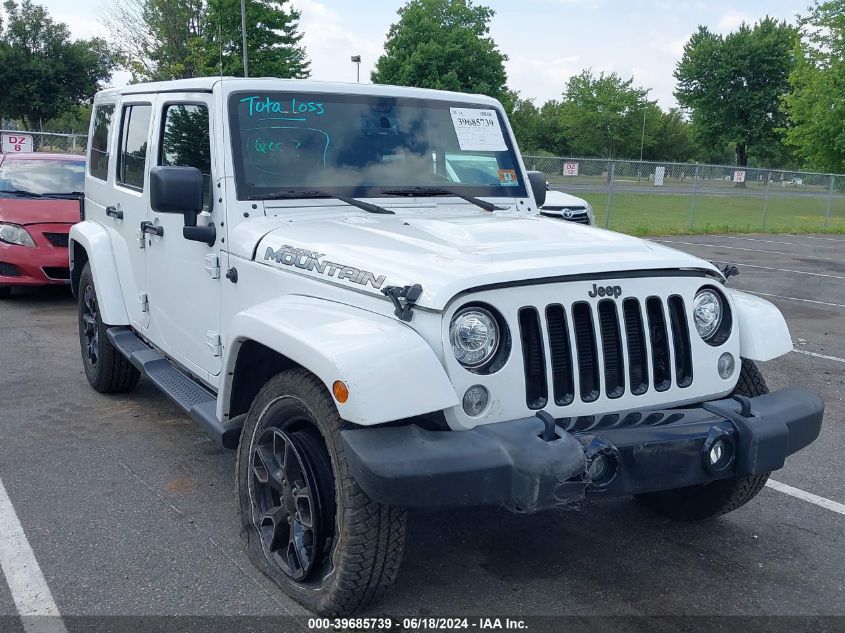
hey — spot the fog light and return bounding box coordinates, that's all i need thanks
[586,445,619,488]
[588,454,608,480]
[718,352,735,379]
[462,385,489,417]
[705,437,734,472]
[709,440,727,466]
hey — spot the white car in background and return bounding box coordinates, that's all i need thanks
[538,179,596,226]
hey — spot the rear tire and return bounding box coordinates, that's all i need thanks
[78,263,140,393]
[635,359,771,521]
[237,369,406,615]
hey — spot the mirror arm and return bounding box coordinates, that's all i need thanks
[183,223,216,247]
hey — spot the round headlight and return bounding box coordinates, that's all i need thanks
[449,307,500,368]
[693,289,723,341]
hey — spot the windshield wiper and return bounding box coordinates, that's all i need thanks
[0,189,42,198]
[246,190,394,215]
[379,186,508,212]
[42,191,84,198]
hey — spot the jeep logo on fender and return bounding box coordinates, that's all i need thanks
[588,283,622,299]
[264,244,387,290]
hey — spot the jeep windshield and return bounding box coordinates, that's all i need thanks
[228,91,527,200]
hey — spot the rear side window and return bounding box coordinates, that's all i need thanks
[118,104,152,190]
[160,104,212,210]
[89,104,115,181]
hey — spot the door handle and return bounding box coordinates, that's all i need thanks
[106,206,123,220]
[140,221,164,237]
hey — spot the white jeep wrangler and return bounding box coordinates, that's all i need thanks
[70,78,823,615]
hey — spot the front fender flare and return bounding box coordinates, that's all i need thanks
[728,289,793,361]
[220,296,459,425]
[69,222,129,326]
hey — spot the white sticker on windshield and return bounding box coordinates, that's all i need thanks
[449,107,507,152]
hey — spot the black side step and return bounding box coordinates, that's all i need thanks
[107,327,243,449]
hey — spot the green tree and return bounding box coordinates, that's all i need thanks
[644,107,696,162]
[534,100,569,156]
[103,0,208,81]
[559,70,652,158]
[0,0,115,130]
[675,18,797,167]
[506,92,542,153]
[371,0,508,101]
[103,0,308,81]
[784,1,845,173]
[202,0,308,78]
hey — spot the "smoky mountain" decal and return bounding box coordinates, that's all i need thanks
[264,245,387,289]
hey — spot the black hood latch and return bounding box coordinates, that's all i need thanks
[383,284,423,322]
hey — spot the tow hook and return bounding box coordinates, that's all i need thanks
[535,410,558,441]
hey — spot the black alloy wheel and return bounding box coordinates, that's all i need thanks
[81,284,100,371]
[250,422,335,582]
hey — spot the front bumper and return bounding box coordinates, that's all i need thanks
[0,223,72,286]
[340,386,824,513]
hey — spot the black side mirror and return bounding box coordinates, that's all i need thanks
[149,166,215,246]
[527,171,547,208]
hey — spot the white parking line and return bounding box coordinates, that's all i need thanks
[656,239,841,263]
[767,479,845,516]
[787,234,845,242]
[746,290,845,309]
[721,235,840,249]
[709,260,845,281]
[0,478,66,633]
[793,348,845,363]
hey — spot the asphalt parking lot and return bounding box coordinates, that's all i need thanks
[0,233,843,630]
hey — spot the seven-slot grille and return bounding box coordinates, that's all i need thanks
[519,296,693,409]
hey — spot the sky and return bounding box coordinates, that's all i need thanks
[10,0,804,109]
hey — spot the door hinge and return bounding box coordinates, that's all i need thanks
[139,292,149,313]
[137,229,146,249]
[206,331,222,356]
[204,254,221,279]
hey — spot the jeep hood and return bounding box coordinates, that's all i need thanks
[234,211,720,310]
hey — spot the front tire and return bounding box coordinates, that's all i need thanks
[78,263,140,393]
[635,359,770,521]
[237,369,406,615]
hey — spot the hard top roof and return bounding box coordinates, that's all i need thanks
[94,77,502,107]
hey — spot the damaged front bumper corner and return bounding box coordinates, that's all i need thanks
[339,386,824,513]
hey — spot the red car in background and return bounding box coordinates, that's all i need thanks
[0,153,85,298]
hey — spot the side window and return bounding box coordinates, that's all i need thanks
[89,104,115,181]
[160,104,212,210]
[118,104,152,190]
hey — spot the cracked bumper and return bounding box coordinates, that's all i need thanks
[340,386,824,513]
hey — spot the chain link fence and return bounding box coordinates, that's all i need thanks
[0,130,88,155]
[1,134,841,234]
[525,156,845,234]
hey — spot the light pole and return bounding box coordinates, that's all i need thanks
[639,107,647,163]
[638,88,652,181]
[350,55,361,82]
[240,0,249,77]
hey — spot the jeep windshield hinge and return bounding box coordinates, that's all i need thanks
[382,284,423,322]
[204,254,221,279]
[206,331,222,357]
